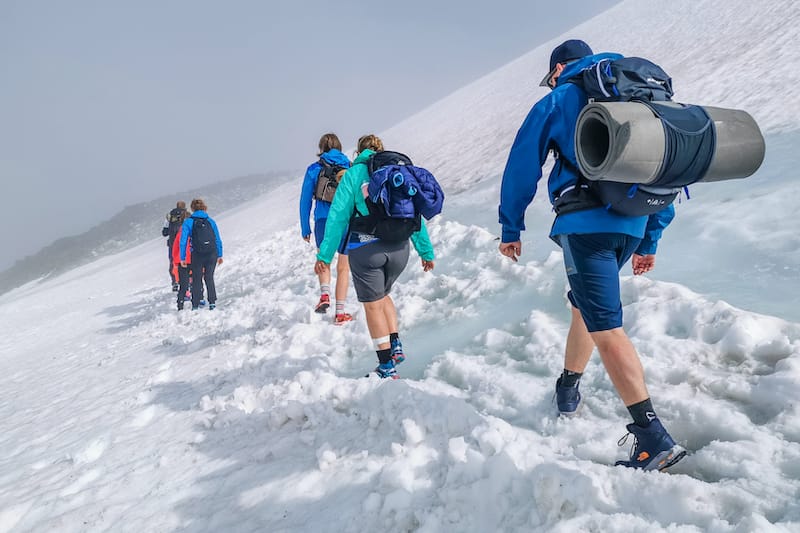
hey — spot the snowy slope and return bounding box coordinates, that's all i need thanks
[1,1,800,532]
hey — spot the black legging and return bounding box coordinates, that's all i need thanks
[190,253,218,307]
[168,246,177,284]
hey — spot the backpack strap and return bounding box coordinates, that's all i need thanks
[551,149,604,215]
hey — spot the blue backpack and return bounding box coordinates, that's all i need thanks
[350,151,444,242]
[556,56,714,217]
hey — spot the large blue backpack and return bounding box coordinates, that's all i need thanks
[350,151,444,242]
[556,56,714,217]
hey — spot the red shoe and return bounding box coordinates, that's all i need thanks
[315,294,330,313]
[334,313,353,325]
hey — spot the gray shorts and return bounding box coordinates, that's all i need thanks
[348,240,410,302]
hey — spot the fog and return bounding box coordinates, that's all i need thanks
[0,0,618,270]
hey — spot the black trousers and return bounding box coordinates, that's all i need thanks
[191,253,218,307]
[168,246,177,284]
[177,265,191,308]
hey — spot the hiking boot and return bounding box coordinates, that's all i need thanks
[333,313,352,325]
[315,294,330,313]
[374,360,398,379]
[209,303,216,310]
[199,300,206,307]
[555,376,582,417]
[177,304,184,311]
[390,338,405,365]
[615,418,687,471]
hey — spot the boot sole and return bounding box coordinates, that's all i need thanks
[645,445,687,472]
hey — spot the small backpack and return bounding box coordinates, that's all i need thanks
[313,159,347,203]
[350,151,444,242]
[165,207,185,246]
[556,56,713,217]
[191,216,216,254]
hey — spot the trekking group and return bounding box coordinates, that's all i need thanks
[162,198,223,311]
[160,38,767,472]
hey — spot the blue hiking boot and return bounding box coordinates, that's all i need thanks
[374,360,398,379]
[615,418,687,471]
[209,303,216,310]
[390,338,405,365]
[555,376,582,417]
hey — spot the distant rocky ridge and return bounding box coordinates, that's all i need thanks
[0,171,294,295]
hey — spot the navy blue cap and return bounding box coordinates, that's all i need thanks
[549,39,593,71]
[540,39,593,87]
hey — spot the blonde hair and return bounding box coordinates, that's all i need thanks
[190,198,207,212]
[318,133,342,155]
[357,134,384,153]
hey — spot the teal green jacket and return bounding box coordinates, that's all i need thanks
[317,149,435,263]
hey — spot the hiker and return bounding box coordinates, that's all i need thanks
[170,209,192,310]
[179,198,223,310]
[314,134,437,379]
[162,201,187,290]
[299,133,353,324]
[497,40,685,471]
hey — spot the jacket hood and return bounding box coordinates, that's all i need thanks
[353,149,375,165]
[320,148,351,167]
[557,52,623,86]
[191,210,209,219]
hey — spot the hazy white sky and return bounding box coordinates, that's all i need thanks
[0,0,618,269]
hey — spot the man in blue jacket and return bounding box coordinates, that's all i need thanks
[497,39,685,471]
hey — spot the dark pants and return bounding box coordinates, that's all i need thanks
[168,246,177,284]
[191,253,218,307]
[177,265,191,308]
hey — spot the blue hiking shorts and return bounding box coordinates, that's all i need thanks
[559,233,642,332]
[314,217,348,255]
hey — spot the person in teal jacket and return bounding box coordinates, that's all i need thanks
[498,40,685,472]
[315,134,435,379]
[299,133,353,323]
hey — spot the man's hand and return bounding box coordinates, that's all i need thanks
[303,234,311,243]
[180,261,187,268]
[632,254,655,275]
[421,259,434,272]
[499,241,522,263]
[314,260,330,275]
[217,257,224,265]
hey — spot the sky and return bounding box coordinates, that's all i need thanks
[1,1,799,530]
[0,0,619,270]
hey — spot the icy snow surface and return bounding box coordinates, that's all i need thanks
[1,1,799,531]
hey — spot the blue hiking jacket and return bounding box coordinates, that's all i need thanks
[498,52,674,255]
[179,210,223,261]
[299,149,352,238]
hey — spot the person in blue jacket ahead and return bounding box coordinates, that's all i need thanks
[299,133,353,324]
[498,39,685,472]
[180,198,223,311]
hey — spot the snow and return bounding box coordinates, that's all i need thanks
[1,1,799,531]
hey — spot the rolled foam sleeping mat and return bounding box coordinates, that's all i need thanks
[575,101,765,185]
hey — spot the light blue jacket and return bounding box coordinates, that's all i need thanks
[498,53,674,255]
[179,210,223,260]
[299,149,352,237]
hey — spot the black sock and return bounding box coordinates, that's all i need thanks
[377,348,393,365]
[627,398,656,428]
[560,369,582,388]
[389,332,399,343]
